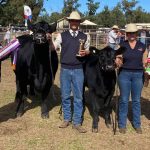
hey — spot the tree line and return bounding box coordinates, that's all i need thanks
[1,0,150,28]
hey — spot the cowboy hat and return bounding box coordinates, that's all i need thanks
[66,11,81,20]
[112,25,119,29]
[125,23,138,32]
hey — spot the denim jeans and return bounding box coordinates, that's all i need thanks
[118,70,143,128]
[109,43,118,50]
[60,68,84,125]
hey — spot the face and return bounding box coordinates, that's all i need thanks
[114,29,118,33]
[126,32,137,41]
[69,19,81,31]
[99,48,115,71]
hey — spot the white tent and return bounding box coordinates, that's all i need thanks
[81,20,97,26]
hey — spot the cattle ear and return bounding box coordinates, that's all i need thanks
[49,22,57,33]
[89,46,100,55]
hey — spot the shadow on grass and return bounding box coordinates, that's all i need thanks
[110,96,150,126]
[0,84,61,123]
[83,91,150,130]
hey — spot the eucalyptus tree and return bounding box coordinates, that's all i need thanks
[121,0,138,23]
[86,0,100,16]
[62,0,80,16]
[111,3,126,28]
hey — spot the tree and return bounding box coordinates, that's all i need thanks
[111,3,126,28]
[121,0,138,23]
[86,0,100,16]
[97,6,112,27]
[62,0,80,16]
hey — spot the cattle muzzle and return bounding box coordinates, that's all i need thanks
[33,33,47,44]
[104,65,115,71]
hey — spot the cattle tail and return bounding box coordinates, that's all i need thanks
[113,68,119,135]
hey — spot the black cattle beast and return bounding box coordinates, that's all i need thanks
[13,21,58,118]
[84,46,124,132]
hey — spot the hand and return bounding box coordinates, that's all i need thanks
[79,50,89,57]
[79,50,86,57]
[115,55,123,68]
[46,33,52,40]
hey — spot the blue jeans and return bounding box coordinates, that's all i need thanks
[109,43,118,50]
[60,68,84,125]
[118,70,143,128]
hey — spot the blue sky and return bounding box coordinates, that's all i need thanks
[43,0,150,15]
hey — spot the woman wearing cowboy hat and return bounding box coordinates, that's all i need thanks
[115,23,148,134]
[53,11,90,133]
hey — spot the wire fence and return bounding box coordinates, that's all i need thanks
[0,30,150,50]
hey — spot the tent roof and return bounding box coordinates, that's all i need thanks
[81,20,97,26]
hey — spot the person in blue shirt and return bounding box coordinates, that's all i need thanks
[115,23,148,134]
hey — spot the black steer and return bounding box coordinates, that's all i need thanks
[14,21,58,118]
[84,46,124,132]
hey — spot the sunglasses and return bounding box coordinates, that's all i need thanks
[126,32,137,34]
[69,19,80,23]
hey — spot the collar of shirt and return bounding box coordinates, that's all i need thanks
[69,29,79,37]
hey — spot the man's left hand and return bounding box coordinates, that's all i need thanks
[79,50,90,57]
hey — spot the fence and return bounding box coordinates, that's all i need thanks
[1,30,150,50]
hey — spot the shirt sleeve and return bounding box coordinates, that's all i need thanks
[53,33,62,50]
[84,34,90,51]
[111,31,118,39]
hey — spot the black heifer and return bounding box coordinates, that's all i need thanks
[84,46,124,132]
[14,21,58,118]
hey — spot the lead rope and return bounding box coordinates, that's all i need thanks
[48,42,57,102]
[112,68,119,135]
[48,38,63,120]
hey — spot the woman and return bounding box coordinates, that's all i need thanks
[115,23,148,134]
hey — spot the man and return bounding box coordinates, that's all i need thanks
[4,27,11,45]
[108,25,120,50]
[53,11,90,133]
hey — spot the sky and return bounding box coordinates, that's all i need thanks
[43,0,150,15]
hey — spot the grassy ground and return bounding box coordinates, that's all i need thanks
[0,60,150,150]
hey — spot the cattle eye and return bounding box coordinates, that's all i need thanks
[93,50,96,53]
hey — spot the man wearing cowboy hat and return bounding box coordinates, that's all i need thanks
[53,11,90,133]
[108,25,120,50]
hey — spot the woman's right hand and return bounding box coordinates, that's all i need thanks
[115,55,123,68]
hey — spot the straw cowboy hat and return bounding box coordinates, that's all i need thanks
[112,25,119,29]
[125,23,138,32]
[66,11,81,20]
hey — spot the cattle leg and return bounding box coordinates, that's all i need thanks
[104,97,112,128]
[15,92,24,117]
[92,109,99,133]
[104,107,112,128]
[29,80,35,96]
[41,83,51,119]
[90,92,99,133]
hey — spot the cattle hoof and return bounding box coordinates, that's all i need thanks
[41,113,49,119]
[92,128,98,133]
[16,112,23,118]
[106,123,112,128]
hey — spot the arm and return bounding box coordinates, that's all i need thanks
[47,33,62,51]
[115,54,123,68]
[143,49,148,68]
[53,33,62,51]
